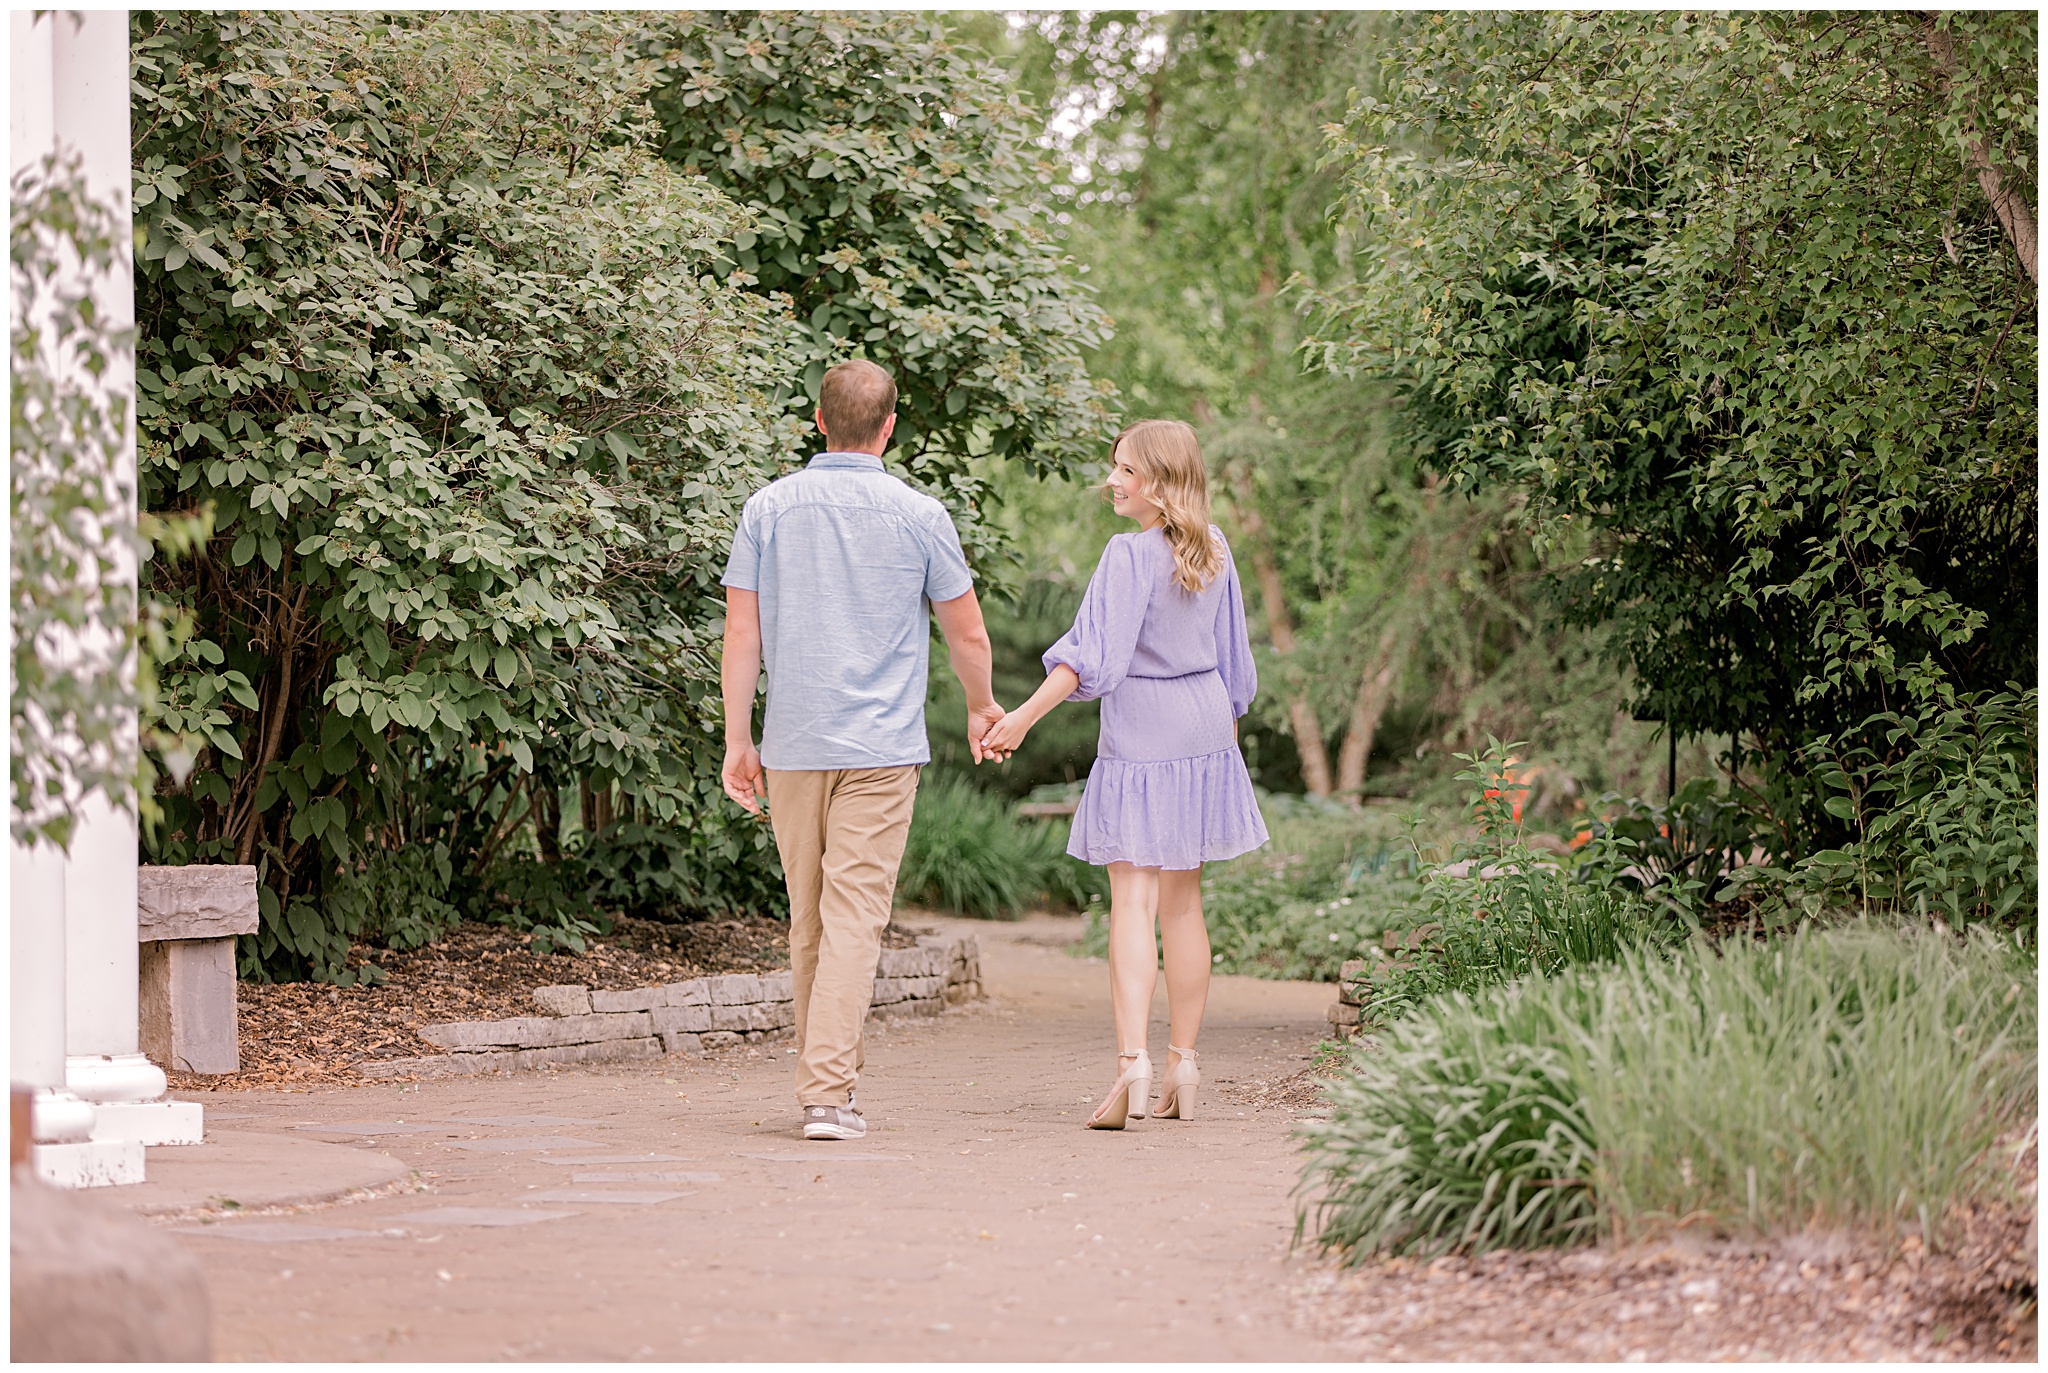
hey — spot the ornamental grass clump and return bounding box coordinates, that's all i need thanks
[897,776,1103,920]
[1301,976,1603,1256]
[1300,924,2036,1260]
[1580,923,2036,1244]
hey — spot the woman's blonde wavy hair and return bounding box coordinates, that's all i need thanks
[1110,419,1223,592]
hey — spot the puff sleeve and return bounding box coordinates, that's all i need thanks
[1213,547,1257,717]
[1043,534,1152,701]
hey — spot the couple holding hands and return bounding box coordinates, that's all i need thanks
[720,361,1268,1140]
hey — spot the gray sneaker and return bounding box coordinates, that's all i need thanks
[802,1104,866,1141]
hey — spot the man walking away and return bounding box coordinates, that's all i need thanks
[719,359,1003,1141]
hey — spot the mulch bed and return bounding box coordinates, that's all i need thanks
[1229,1058,2036,1359]
[1295,1138,2038,1361]
[1216,1063,1335,1113]
[176,915,930,1093]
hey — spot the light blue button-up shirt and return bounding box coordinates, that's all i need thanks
[722,452,975,770]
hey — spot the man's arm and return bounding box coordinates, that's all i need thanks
[931,588,1002,764]
[720,587,765,813]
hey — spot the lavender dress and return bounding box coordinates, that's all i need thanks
[1045,526,1270,870]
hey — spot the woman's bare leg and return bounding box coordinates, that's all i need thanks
[1155,867,1209,1072]
[1105,861,1160,1054]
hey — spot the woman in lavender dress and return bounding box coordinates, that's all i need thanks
[980,419,1269,1130]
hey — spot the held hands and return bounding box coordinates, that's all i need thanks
[979,666,1071,762]
[721,739,765,814]
[967,701,1009,764]
[978,706,1033,761]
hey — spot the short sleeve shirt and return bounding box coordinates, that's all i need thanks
[722,452,974,770]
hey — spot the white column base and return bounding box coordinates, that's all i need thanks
[88,1099,203,1147]
[31,1137,145,1188]
[66,1052,168,1104]
[29,1089,96,1145]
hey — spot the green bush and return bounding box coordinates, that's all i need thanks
[1760,687,2038,928]
[133,11,800,979]
[1573,776,1775,901]
[1354,861,1674,1025]
[1300,925,2037,1260]
[135,10,1115,981]
[578,812,787,924]
[897,776,1105,920]
[243,840,459,984]
[1338,740,1676,1017]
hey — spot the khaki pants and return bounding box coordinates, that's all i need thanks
[765,765,920,1107]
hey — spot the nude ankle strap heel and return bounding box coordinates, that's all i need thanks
[1154,1045,1200,1120]
[1086,1050,1151,1130]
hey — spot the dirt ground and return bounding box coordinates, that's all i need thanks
[160,913,2036,1361]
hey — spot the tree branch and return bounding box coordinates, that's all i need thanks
[1925,17,2037,284]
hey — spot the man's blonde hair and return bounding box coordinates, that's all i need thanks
[818,359,897,450]
[1112,419,1222,592]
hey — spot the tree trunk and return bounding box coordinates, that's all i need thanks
[1964,135,2037,284]
[1227,481,1333,796]
[535,782,561,863]
[580,777,614,835]
[1336,625,1403,800]
[1926,18,2038,284]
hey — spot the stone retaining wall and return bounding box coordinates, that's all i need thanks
[1325,925,1438,1040]
[360,933,981,1080]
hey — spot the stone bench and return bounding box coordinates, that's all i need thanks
[364,932,983,1080]
[136,866,259,1075]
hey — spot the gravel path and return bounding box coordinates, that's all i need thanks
[163,914,1346,1361]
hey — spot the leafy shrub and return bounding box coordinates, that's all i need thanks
[1760,687,2038,928]
[346,843,461,954]
[898,776,1104,919]
[578,810,787,923]
[467,854,601,940]
[1354,862,1673,1025]
[1339,740,1676,1018]
[243,841,459,983]
[1572,776,1773,902]
[133,11,801,977]
[1301,925,2037,1259]
[1311,12,2036,764]
[642,11,1118,565]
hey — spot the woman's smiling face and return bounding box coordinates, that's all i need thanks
[1105,442,1161,525]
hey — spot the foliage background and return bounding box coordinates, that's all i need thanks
[1307,10,2037,845]
[108,9,2034,982]
[129,10,1116,978]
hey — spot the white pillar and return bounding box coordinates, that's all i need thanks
[9,9,149,1185]
[23,9,200,1156]
[50,9,195,1145]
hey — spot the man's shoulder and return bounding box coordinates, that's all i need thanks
[746,464,949,525]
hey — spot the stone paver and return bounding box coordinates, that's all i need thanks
[117,1130,409,1217]
[158,914,1342,1361]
